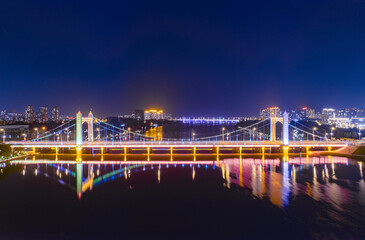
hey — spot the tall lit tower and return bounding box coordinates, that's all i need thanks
[51,106,59,122]
[25,105,34,123]
[282,111,289,145]
[76,111,82,146]
[87,110,93,142]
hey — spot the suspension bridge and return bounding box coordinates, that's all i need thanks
[7,110,352,161]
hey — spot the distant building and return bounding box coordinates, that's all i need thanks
[0,124,29,141]
[301,107,315,119]
[144,109,165,120]
[321,108,336,123]
[25,105,34,123]
[39,106,48,123]
[51,106,59,122]
[328,117,351,128]
[350,118,365,129]
[132,109,144,121]
[260,107,281,119]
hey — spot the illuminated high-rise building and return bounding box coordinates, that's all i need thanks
[25,105,34,123]
[144,109,165,120]
[300,107,315,119]
[321,108,336,123]
[51,106,59,122]
[39,106,48,123]
[260,107,282,119]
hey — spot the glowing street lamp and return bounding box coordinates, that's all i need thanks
[331,127,335,140]
[34,128,39,140]
[22,133,27,141]
[222,127,225,141]
[96,128,100,141]
[65,128,70,142]
[192,132,196,141]
[0,129,5,143]
[312,127,317,141]
[128,127,131,141]
[253,127,256,140]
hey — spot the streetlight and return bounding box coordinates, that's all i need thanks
[192,132,196,141]
[359,129,362,140]
[253,127,256,141]
[96,128,100,141]
[331,127,335,140]
[128,127,131,141]
[312,127,317,141]
[0,129,5,143]
[325,132,328,141]
[34,128,39,141]
[22,133,27,141]
[65,128,70,142]
[222,127,225,141]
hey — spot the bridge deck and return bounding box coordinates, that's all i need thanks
[8,140,349,148]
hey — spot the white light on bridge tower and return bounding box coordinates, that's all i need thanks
[76,111,83,145]
[283,111,289,145]
[88,111,93,142]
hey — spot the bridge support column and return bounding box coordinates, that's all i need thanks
[147,147,150,162]
[283,146,289,162]
[216,147,219,162]
[193,147,196,162]
[76,146,82,162]
[270,119,276,142]
[88,111,94,142]
[101,147,104,162]
[282,112,289,145]
[124,147,127,161]
[170,147,173,162]
[55,147,58,161]
[76,111,83,146]
[239,146,242,160]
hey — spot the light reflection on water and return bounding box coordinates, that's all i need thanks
[4,156,362,209]
[218,156,359,209]
[1,156,365,239]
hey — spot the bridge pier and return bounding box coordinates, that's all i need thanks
[124,147,127,161]
[55,147,59,161]
[170,147,173,162]
[101,147,104,162]
[147,147,150,161]
[193,147,196,162]
[216,147,219,161]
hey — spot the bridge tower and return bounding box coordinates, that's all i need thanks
[76,111,83,146]
[282,111,289,145]
[269,107,283,142]
[87,110,94,142]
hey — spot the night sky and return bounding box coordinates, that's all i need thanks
[1,0,364,117]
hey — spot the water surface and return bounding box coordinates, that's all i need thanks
[0,156,364,240]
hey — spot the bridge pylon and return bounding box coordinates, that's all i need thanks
[76,111,83,146]
[282,111,289,145]
[269,107,283,142]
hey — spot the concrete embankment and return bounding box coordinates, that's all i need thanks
[329,144,365,160]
